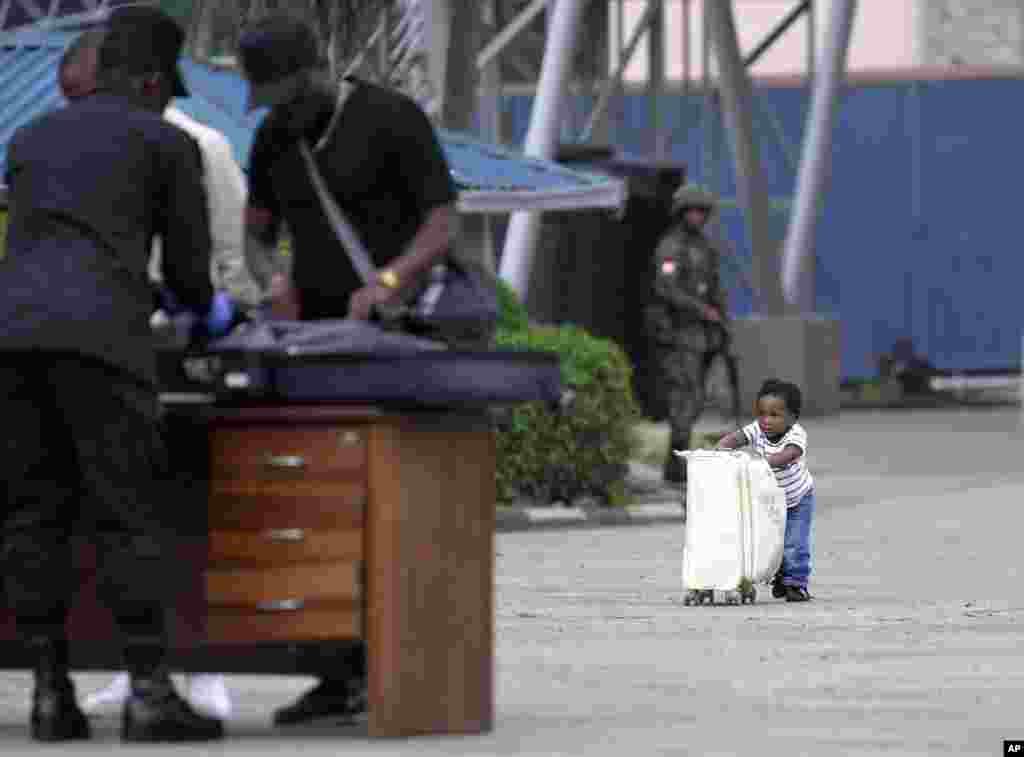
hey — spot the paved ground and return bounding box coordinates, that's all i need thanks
[0,406,1022,755]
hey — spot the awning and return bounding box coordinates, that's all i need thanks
[0,23,625,215]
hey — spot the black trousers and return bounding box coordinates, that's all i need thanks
[0,354,174,644]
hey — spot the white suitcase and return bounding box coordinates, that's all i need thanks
[677,450,787,605]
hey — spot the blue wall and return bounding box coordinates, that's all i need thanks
[504,76,1024,379]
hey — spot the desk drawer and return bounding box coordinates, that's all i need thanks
[210,427,366,481]
[205,603,361,643]
[205,562,361,607]
[209,528,362,566]
[209,487,366,530]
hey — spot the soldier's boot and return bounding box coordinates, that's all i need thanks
[663,435,689,485]
[29,637,91,742]
[119,638,224,743]
[122,667,224,743]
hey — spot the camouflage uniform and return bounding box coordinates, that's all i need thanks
[645,184,729,483]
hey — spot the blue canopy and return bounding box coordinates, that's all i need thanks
[0,23,625,214]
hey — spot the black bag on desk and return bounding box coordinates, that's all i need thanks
[158,319,562,408]
[299,138,498,348]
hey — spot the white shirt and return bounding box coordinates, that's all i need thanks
[149,107,263,308]
[741,421,814,508]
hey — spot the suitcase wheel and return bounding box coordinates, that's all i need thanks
[683,589,713,606]
[723,590,741,606]
[740,587,757,605]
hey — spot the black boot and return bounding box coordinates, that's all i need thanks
[663,438,689,485]
[29,638,91,742]
[273,676,368,726]
[122,669,224,742]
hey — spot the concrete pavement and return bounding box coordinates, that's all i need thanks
[0,406,1022,755]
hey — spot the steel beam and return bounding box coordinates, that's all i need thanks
[706,0,784,315]
[581,0,659,143]
[476,0,549,70]
[479,1,503,143]
[14,0,44,22]
[781,0,857,310]
[648,0,666,158]
[744,0,810,68]
[498,0,588,299]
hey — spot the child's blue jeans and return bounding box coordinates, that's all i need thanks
[781,488,815,588]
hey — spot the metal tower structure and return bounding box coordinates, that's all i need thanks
[3,0,857,318]
[464,0,857,317]
[0,0,129,30]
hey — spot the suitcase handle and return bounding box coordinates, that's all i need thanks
[675,449,753,459]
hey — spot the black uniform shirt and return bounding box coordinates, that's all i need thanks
[1,93,213,384]
[248,78,457,320]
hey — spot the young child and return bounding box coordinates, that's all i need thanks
[716,379,814,602]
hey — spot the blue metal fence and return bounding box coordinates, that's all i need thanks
[506,75,1024,379]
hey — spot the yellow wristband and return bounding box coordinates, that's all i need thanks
[376,269,400,290]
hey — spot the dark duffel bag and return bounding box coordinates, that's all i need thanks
[157,319,563,409]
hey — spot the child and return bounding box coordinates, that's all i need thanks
[716,379,814,602]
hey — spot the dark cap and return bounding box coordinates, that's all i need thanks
[238,15,320,112]
[99,6,189,97]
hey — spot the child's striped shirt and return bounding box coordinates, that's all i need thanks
[741,421,813,508]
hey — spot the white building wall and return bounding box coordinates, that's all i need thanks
[920,0,1024,65]
[607,0,1024,84]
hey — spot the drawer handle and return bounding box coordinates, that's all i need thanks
[264,455,306,470]
[262,528,306,543]
[338,430,361,447]
[256,599,305,612]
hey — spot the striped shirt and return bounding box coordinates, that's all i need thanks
[741,422,814,508]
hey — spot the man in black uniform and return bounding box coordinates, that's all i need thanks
[237,14,464,727]
[241,15,460,324]
[0,7,233,743]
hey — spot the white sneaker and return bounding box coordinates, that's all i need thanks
[186,674,232,720]
[80,671,131,715]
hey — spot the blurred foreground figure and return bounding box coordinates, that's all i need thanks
[0,7,234,743]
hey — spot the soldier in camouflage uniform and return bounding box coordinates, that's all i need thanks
[645,183,729,484]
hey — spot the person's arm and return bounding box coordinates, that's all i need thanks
[377,203,457,287]
[245,121,296,317]
[766,444,803,468]
[716,430,747,450]
[156,131,214,315]
[348,94,459,320]
[706,239,728,321]
[245,207,283,283]
[200,130,264,309]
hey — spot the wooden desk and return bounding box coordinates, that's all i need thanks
[0,402,496,738]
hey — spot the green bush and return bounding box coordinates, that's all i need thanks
[493,280,640,506]
[495,276,529,333]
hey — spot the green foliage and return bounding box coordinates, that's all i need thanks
[493,287,640,506]
[495,277,529,334]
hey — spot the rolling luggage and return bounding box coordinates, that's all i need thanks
[676,450,787,605]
